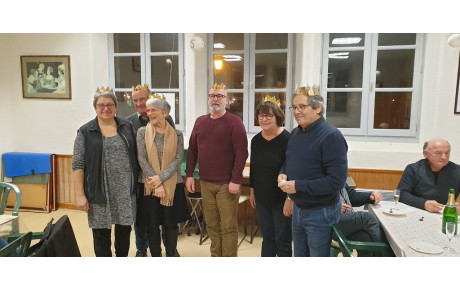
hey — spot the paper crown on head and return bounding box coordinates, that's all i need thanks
[132,84,150,91]
[263,95,281,107]
[210,82,226,90]
[149,93,166,100]
[294,85,320,96]
[96,86,114,94]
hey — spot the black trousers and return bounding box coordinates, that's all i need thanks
[92,224,132,257]
[146,223,178,257]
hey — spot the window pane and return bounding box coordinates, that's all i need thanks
[326,92,362,128]
[114,56,141,88]
[378,33,416,46]
[376,50,414,88]
[329,33,365,47]
[327,51,364,88]
[114,33,140,53]
[254,92,286,126]
[256,34,288,49]
[150,33,178,52]
[151,56,178,88]
[115,91,136,118]
[255,53,287,89]
[374,92,411,129]
[214,33,244,51]
[228,92,243,121]
[214,54,244,89]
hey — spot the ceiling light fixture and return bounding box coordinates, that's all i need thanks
[332,37,362,45]
[214,43,225,49]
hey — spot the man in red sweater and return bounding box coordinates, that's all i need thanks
[185,83,248,257]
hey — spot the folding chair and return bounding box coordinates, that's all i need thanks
[182,192,208,245]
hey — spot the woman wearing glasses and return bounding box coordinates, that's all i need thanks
[72,87,139,257]
[249,97,292,257]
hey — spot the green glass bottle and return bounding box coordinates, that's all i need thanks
[442,188,458,235]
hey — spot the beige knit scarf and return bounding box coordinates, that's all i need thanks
[144,121,177,206]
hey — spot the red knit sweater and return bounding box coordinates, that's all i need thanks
[186,111,248,185]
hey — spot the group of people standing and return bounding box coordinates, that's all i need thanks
[71,81,459,258]
[72,84,188,257]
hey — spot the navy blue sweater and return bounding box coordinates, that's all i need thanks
[280,117,348,209]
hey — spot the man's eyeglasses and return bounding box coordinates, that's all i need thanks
[96,104,115,110]
[208,94,227,100]
[258,114,274,120]
[289,104,310,112]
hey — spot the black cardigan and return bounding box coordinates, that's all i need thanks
[78,116,139,204]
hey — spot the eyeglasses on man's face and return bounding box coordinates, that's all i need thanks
[289,104,311,112]
[257,113,274,120]
[208,94,227,100]
[96,103,115,110]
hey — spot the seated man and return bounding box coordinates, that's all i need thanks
[335,184,386,256]
[398,138,460,213]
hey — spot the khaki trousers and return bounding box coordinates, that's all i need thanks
[200,181,240,257]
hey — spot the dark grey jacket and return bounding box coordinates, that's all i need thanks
[398,159,460,210]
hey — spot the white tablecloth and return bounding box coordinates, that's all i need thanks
[369,201,460,257]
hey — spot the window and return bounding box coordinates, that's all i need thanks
[209,33,295,132]
[108,33,185,130]
[321,33,424,138]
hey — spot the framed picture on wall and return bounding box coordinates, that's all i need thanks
[20,55,71,99]
[455,53,460,114]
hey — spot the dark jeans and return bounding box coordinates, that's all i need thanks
[335,211,385,257]
[255,202,292,257]
[92,224,132,257]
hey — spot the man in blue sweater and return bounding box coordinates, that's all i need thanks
[278,86,348,257]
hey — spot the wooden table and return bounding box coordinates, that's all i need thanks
[369,201,460,257]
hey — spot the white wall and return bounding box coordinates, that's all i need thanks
[0,33,109,172]
[1,33,459,173]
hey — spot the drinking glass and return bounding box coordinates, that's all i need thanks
[393,189,400,210]
[444,222,456,254]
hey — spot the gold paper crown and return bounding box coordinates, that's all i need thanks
[96,86,114,94]
[294,85,320,96]
[263,95,281,107]
[211,82,226,90]
[132,84,150,91]
[149,93,166,100]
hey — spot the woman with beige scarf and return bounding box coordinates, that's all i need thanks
[136,98,189,257]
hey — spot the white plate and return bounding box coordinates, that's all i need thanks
[409,241,443,254]
[382,207,405,216]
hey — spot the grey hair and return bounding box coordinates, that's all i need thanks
[292,93,325,115]
[93,90,118,108]
[146,98,171,112]
[423,139,451,151]
[307,94,325,115]
[423,141,428,151]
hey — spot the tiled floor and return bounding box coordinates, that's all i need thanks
[17,208,264,257]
